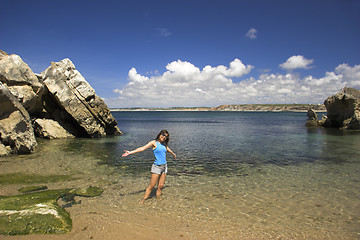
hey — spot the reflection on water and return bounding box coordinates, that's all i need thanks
[1,111,359,239]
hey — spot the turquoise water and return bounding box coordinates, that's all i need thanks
[2,111,360,239]
[105,111,360,175]
[107,111,360,238]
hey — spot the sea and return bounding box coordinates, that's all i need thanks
[3,111,360,239]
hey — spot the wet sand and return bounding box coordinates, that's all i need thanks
[0,186,327,240]
[1,205,218,240]
[0,184,265,240]
[2,174,359,240]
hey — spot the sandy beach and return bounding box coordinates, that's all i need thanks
[0,188,260,240]
[1,207,208,240]
[2,174,357,240]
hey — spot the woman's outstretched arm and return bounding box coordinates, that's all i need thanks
[167,147,176,160]
[122,140,156,157]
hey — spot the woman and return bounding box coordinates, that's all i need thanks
[122,130,176,204]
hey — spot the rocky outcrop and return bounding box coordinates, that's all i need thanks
[0,51,44,115]
[40,59,121,137]
[305,109,322,127]
[305,87,360,130]
[323,87,360,129]
[0,50,121,156]
[0,82,37,155]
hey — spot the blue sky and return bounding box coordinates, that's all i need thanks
[1,0,359,107]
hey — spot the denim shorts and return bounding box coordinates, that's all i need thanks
[151,164,168,174]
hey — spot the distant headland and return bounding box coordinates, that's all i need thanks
[111,104,326,112]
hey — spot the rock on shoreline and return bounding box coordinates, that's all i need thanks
[0,186,104,235]
[0,82,37,154]
[305,87,360,129]
[40,58,121,137]
[0,50,121,156]
[323,87,360,129]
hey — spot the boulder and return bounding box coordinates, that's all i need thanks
[0,51,44,116]
[41,59,121,137]
[0,50,123,156]
[305,109,321,127]
[33,118,75,139]
[323,87,360,129]
[0,143,10,157]
[0,82,37,154]
[0,186,103,235]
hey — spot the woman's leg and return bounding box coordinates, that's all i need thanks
[156,173,167,200]
[140,173,160,204]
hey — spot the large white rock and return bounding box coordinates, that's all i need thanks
[41,59,121,137]
[0,51,44,115]
[0,82,37,154]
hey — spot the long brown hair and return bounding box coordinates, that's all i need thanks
[155,129,169,146]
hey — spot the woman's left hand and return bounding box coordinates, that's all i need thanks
[122,150,130,157]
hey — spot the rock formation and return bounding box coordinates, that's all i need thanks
[40,59,121,137]
[0,50,122,156]
[0,82,37,155]
[323,87,360,129]
[305,109,322,127]
[306,87,360,130]
[0,50,44,115]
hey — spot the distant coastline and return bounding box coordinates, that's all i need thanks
[111,104,326,112]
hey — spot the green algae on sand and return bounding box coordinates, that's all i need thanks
[0,173,75,185]
[18,186,48,193]
[71,186,104,197]
[0,187,103,235]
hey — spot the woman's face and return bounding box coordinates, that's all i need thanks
[159,132,168,142]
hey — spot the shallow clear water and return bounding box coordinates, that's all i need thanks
[2,111,360,239]
[107,111,360,174]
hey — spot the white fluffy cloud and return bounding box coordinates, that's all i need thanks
[246,28,257,39]
[128,68,149,84]
[279,55,314,70]
[111,58,360,108]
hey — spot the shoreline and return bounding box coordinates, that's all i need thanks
[111,104,326,112]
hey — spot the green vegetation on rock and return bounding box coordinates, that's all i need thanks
[0,189,72,235]
[0,187,103,235]
[71,186,104,197]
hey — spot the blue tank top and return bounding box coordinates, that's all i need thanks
[153,141,167,165]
